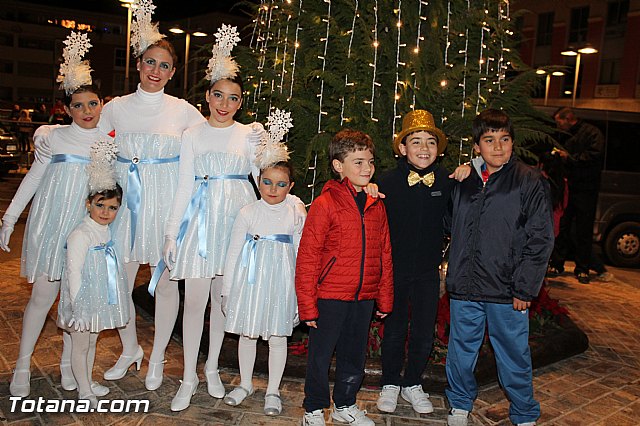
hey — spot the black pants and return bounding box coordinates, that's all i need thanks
[551,189,598,276]
[381,271,439,387]
[303,299,374,412]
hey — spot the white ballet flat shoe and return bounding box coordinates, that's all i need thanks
[170,379,198,412]
[103,345,144,381]
[9,369,31,397]
[145,359,166,391]
[60,363,77,391]
[204,363,225,398]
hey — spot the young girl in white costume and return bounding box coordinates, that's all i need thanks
[159,24,272,411]
[0,32,111,398]
[97,0,205,389]
[57,140,130,407]
[222,110,304,416]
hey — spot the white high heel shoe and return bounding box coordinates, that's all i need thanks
[170,379,198,412]
[60,363,77,391]
[144,360,165,391]
[103,345,144,380]
[91,381,110,397]
[204,362,225,398]
[9,369,31,397]
[79,392,98,409]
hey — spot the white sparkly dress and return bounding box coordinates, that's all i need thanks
[99,84,205,265]
[3,123,108,283]
[222,199,305,339]
[164,121,260,278]
[58,216,130,333]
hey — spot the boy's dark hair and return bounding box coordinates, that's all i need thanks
[88,183,123,205]
[63,84,102,106]
[261,160,295,182]
[142,39,179,66]
[329,129,375,177]
[472,109,514,145]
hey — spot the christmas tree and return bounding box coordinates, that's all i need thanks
[235,0,553,202]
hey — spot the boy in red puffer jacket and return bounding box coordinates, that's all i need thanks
[296,129,394,426]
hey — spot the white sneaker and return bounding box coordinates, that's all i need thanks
[447,408,469,426]
[331,404,374,425]
[376,384,400,413]
[594,272,614,282]
[517,423,537,426]
[401,384,434,414]
[303,409,326,426]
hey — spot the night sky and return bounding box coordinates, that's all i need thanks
[18,0,254,20]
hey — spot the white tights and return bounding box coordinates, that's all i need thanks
[148,265,180,364]
[14,275,71,371]
[238,335,287,395]
[114,261,141,357]
[180,277,226,381]
[70,331,98,397]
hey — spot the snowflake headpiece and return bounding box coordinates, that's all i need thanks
[86,138,119,195]
[130,0,165,58]
[255,109,294,170]
[57,32,93,95]
[206,24,241,83]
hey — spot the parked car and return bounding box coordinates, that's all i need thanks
[0,122,20,175]
[538,107,640,267]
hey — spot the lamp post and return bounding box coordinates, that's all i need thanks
[561,45,598,107]
[169,27,208,99]
[536,69,565,106]
[120,0,134,93]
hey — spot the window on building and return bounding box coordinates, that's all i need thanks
[599,59,621,85]
[605,0,629,38]
[536,12,554,47]
[568,6,589,44]
[113,73,125,94]
[18,61,54,78]
[115,48,127,67]
[0,60,13,73]
[18,37,54,51]
[0,32,13,46]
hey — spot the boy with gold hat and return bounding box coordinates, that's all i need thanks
[376,109,458,414]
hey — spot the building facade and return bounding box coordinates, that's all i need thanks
[514,0,640,112]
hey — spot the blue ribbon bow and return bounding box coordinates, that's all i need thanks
[148,173,249,296]
[91,240,118,305]
[117,155,180,252]
[240,233,293,285]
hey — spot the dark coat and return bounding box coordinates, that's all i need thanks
[444,156,554,303]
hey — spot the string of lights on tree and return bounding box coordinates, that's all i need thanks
[236,0,549,203]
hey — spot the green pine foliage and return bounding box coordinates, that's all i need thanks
[234,0,555,202]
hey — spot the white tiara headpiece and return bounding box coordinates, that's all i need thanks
[57,32,93,95]
[255,109,293,170]
[87,138,119,195]
[130,0,165,58]
[205,24,241,82]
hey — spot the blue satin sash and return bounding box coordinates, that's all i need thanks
[148,173,249,296]
[50,154,90,164]
[116,155,180,252]
[241,233,293,285]
[91,240,118,305]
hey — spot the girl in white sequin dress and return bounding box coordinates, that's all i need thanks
[1,85,110,398]
[58,183,130,408]
[221,161,305,416]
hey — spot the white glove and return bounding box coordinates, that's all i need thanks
[68,317,90,332]
[248,122,266,144]
[221,296,228,317]
[163,237,177,270]
[0,215,17,252]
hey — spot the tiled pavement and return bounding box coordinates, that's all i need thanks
[1,175,640,425]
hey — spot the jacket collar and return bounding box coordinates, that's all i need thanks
[322,178,378,211]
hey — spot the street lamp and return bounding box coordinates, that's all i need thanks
[120,0,134,93]
[536,69,565,106]
[561,44,598,107]
[169,26,208,99]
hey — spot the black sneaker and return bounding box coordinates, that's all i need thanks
[576,272,590,284]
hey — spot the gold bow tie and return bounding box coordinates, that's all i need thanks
[408,170,435,187]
